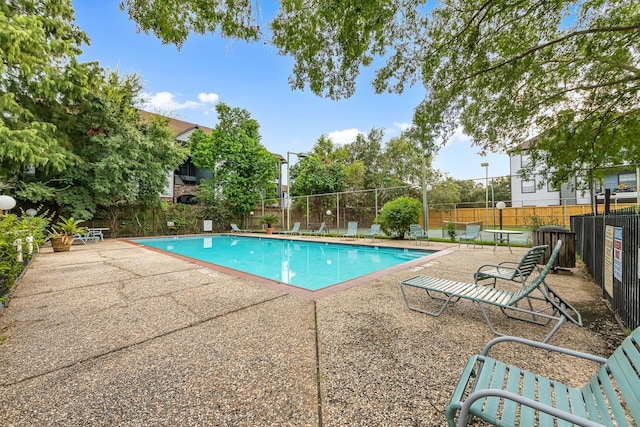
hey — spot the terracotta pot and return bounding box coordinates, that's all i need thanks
[51,236,72,252]
[266,227,275,235]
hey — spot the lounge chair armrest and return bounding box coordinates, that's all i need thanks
[481,335,608,364]
[476,264,519,274]
[496,261,519,267]
[475,265,524,283]
[455,389,608,427]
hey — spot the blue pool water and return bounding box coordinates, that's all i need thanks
[132,235,434,290]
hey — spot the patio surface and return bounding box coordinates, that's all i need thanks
[0,235,625,426]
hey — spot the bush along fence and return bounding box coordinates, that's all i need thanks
[0,213,49,309]
[571,207,640,330]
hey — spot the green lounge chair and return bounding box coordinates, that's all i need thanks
[446,327,640,426]
[281,221,301,236]
[409,224,429,245]
[363,224,381,242]
[306,222,326,237]
[473,244,548,287]
[399,241,582,343]
[458,224,482,248]
[341,221,358,240]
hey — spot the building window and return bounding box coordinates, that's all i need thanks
[521,152,532,167]
[522,179,536,193]
[618,172,636,191]
[547,181,558,192]
[178,159,197,185]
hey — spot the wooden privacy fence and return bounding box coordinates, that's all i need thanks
[427,203,637,229]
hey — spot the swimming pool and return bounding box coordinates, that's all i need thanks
[132,235,435,291]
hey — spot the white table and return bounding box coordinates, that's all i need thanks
[482,229,523,253]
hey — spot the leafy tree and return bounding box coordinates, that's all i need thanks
[344,128,384,190]
[492,176,511,204]
[455,179,486,206]
[428,177,461,211]
[378,134,425,188]
[290,136,347,197]
[3,1,186,225]
[14,71,187,222]
[375,196,422,239]
[1,0,92,181]
[121,0,640,188]
[190,103,278,218]
[290,136,347,221]
[452,176,510,207]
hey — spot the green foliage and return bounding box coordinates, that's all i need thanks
[122,0,640,187]
[523,215,564,234]
[344,128,384,190]
[377,133,430,188]
[164,203,199,234]
[492,177,511,205]
[429,177,461,211]
[52,216,86,236]
[446,221,457,242]
[2,4,186,219]
[455,179,486,206]
[0,0,89,181]
[290,136,348,222]
[190,103,278,218]
[200,200,231,233]
[0,212,50,299]
[49,73,188,219]
[120,0,260,46]
[259,214,280,228]
[375,197,422,239]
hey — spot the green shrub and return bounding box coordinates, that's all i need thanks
[523,215,563,233]
[0,211,50,300]
[260,214,280,228]
[375,196,422,239]
[446,220,458,242]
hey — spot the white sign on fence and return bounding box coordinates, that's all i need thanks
[604,226,614,297]
[614,226,623,282]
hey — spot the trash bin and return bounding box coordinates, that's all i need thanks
[533,226,576,268]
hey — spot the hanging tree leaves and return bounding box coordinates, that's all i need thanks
[119,0,640,185]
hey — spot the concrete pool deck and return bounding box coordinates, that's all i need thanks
[0,236,625,426]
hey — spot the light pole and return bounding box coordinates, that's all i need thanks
[286,151,308,231]
[422,156,429,238]
[481,162,489,228]
[496,201,506,228]
[496,201,506,242]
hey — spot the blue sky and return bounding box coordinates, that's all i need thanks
[71,1,510,182]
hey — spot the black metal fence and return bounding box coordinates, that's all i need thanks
[571,209,640,330]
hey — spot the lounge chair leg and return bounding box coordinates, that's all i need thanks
[399,284,454,316]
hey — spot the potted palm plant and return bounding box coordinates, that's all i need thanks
[49,216,86,252]
[259,214,279,235]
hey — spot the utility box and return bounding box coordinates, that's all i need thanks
[533,226,576,268]
[203,220,213,233]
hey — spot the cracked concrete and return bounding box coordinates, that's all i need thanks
[0,237,624,426]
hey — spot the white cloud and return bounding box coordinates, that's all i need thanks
[141,91,202,111]
[327,128,362,145]
[393,121,412,131]
[445,127,472,147]
[198,92,219,103]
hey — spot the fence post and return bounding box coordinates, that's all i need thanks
[26,236,33,254]
[13,238,22,263]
